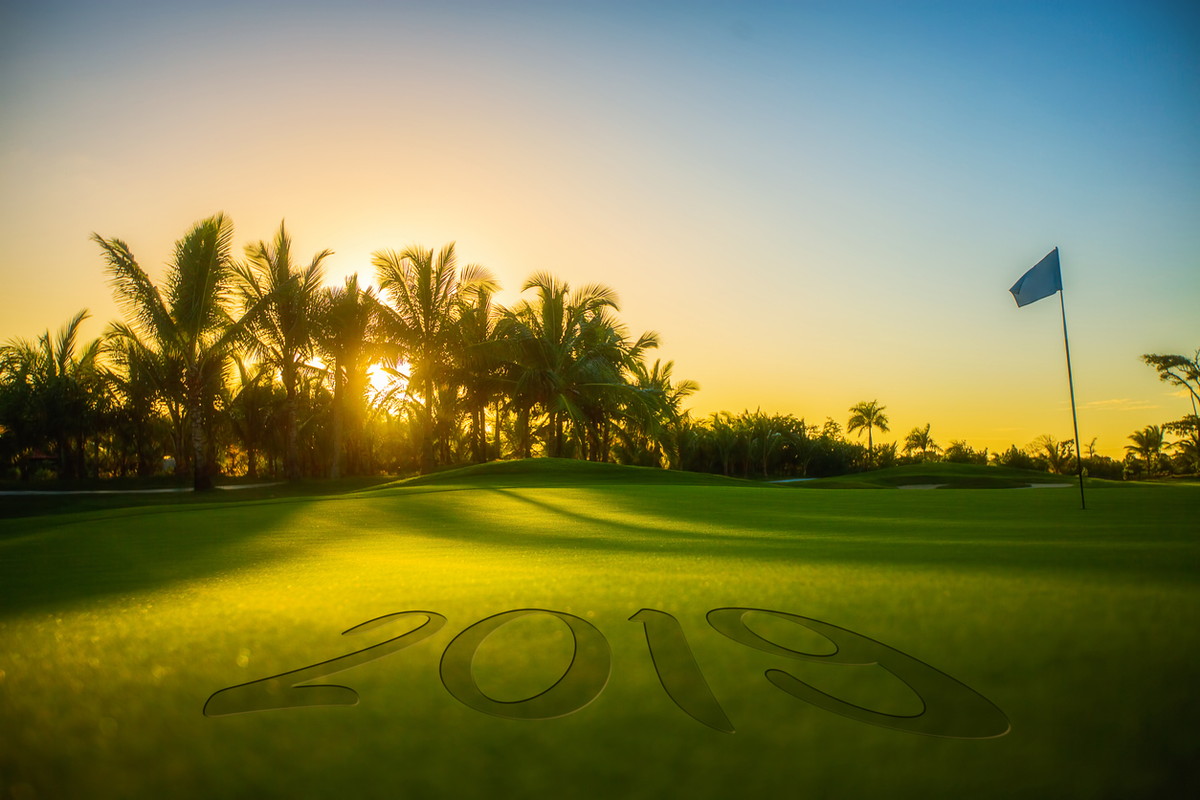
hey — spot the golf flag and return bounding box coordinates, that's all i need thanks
[1010,247,1062,307]
[1009,246,1086,509]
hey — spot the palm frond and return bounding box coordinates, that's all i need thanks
[53,309,90,373]
[458,263,499,295]
[94,233,175,343]
[168,213,236,345]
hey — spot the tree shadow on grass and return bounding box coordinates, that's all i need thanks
[2,483,1197,619]
[0,494,357,617]
[0,477,394,521]
[386,485,1200,587]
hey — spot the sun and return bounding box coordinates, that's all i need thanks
[367,361,409,399]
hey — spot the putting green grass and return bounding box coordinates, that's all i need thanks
[1,461,1197,798]
[797,461,1118,489]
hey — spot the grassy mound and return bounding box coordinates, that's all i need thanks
[386,457,764,489]
[798,462,1077,489]
[1,467,1197,798]
[0,476,394,521]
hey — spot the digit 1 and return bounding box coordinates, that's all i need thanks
[629,609,734,734]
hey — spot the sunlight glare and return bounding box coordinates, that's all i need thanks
[368,362,409,399]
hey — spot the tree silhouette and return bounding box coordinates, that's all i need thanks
[96,214,265,490]
[374,243,496,472]
[235,222,331,481]
[452,280,505,463]
[903,423,940,462]
[0,310,103,478]
[1029,434,1075,474]
[1125,425,1165,479]
[847,400,889,467]
[612,358,697,467]
[1142,350,1200,406]
[102,334,170,476]
[497,273,626,459]
[317,274,384,478]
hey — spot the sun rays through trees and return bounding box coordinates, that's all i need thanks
[1,216,700,483]
[2,214,1197,484]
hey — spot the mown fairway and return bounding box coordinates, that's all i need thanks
[1,462,1197,798]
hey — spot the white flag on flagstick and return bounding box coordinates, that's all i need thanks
[1010,247,1062,307]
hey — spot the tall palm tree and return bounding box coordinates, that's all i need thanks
[847,400,890,467]
[452,282,507,463]
[1125,425,1165,479]
[96,213,261,491]
[373,243,496,472]
[317,274,384,478]
[234,222,331,481]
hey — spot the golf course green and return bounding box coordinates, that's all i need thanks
[1,460,1196,798]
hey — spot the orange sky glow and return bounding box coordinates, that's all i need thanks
[2,1,1197,458]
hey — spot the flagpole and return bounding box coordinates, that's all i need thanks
[1057,263,1086,510]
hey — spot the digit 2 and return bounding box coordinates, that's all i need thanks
[203,610,446,716]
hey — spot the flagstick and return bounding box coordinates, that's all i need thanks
[1058,283,1086,510]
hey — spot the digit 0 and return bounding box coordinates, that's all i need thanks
[439,609,611,720]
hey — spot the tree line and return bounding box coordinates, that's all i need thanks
[2,214,1197,487]
[0,215,700,488]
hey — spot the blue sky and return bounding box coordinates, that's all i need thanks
[2,0,1197,454]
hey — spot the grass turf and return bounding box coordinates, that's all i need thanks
[1,460,1197,798]
[795,461,1121,489]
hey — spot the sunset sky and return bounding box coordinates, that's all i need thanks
[2,0,1196,457]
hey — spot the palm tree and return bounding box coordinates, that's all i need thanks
[452,282,506,463]
[234,222,331,481]
[101,334,171,476]
[221,355,277,479]
[588,323,660,463]
[1125,425,1165,479]
[317,274,384,478]
[498,272,629,459]
[616,358,698,468]
[708,411,740,476]
[96,213,260,491]
[1029,434,1075,474]
[1164,414,1200,475]
[903,423,940,461]
[0,310,103,479]
[373,243,496,472]
[847,400,889,467]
